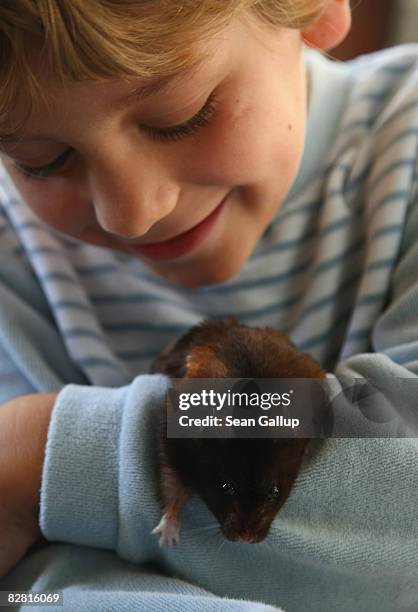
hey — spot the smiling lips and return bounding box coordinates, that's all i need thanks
[130,195,228,261]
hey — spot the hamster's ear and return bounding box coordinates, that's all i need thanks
[185,345,228,378]
[301,0,351,51]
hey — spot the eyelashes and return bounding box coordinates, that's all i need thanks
[14,92,219,180]
[144,91,219,143]
[14,148,74,180]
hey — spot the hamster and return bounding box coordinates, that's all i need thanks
[150,316,326,546]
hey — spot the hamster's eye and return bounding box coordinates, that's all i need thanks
[267,485,280,502]
[221,482,236,496]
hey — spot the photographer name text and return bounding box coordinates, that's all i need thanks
[178,414,300,428]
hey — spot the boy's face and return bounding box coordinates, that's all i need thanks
[1,16,307,288]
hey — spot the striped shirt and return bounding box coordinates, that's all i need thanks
[0,47,417,612]
[1,48,418,389]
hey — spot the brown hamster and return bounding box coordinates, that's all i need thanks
[150,316,326,546]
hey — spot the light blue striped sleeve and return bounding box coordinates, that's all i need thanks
[325,192,418,438]
[372,189,418,366]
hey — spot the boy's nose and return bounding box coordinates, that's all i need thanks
[86,151,179,240]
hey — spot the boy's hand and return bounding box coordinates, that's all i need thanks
[0,393,56,577]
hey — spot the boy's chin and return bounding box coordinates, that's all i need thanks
[145,251,249,289]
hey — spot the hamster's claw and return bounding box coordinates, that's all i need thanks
[152,513,180,547]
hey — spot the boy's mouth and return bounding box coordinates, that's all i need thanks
[128,194,228,261]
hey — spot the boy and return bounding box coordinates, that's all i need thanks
[0,1,417,610]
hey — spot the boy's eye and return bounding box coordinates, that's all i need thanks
[14,92,219,180]
[14,148,74,180]
[143,91,218,143]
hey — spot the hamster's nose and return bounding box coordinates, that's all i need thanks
[238,529,258,543]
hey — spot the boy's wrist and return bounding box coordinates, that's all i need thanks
[0,392,57,576]
[0,392,57,518]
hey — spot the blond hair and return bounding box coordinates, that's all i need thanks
[0,0,326,139]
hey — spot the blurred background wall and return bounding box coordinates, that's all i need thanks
[331,0,418,61]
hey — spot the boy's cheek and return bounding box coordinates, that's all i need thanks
[3,166,94,236]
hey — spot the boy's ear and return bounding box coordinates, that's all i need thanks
[301,0,351,51]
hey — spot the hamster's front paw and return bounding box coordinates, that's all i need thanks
[151,513,180,547]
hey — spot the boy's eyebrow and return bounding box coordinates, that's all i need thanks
[127,74,181,102]
[125,61,206,104]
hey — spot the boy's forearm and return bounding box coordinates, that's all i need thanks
[0,393,57,518]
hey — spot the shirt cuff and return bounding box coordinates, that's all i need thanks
[39,374,169,549]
